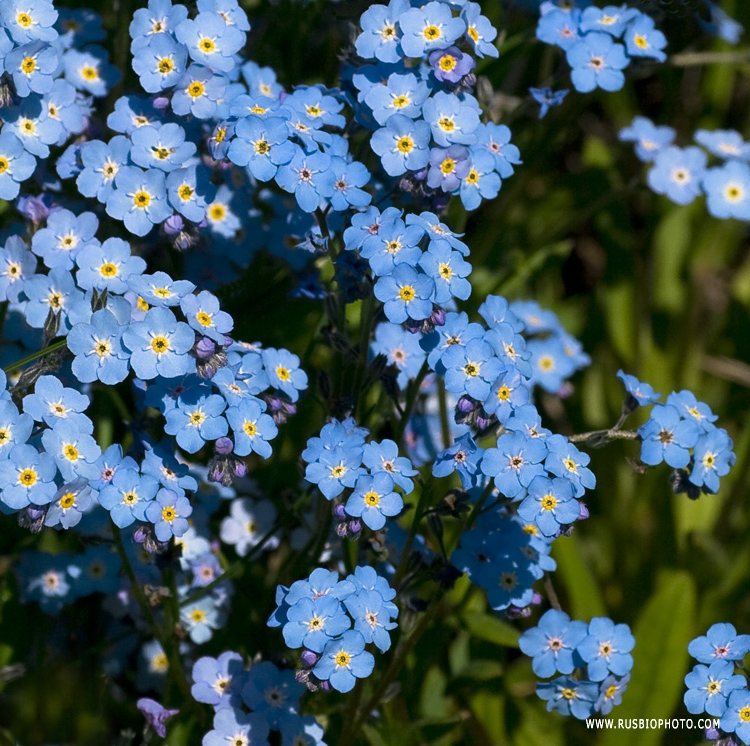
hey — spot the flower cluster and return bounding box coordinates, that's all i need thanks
[620,116,750,220]
[520,609,634,719]
[537,1,666,93]
[269,566,398,692]
[684,623,750,745]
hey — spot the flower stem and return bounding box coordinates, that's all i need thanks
[3,338,67,373]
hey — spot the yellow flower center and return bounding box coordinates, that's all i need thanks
[439,263,452,279]
[466,169,479,184]
[189,411,205,426]
[21,56,36,74]
[199,37,216,53]
[335,651,351,667]
[440,158,455,174]
[423,24,440,40]
[306,105,322,118]
[539,355,555,371]
[439,55,456,71]
[64,445,79,461]
[60,493,76,509]
[188,81,205,98]
[0,158,8,173]
[561,688,577,700]
[438,117,455,133]
[541,494,557,511]
[254,139,270,155]
[396,136,414,153]
[17,12,32,27]
[196,311,212,326]
[100,263,117,277]
[605,684,618,698]
[330,465,347,478]
[178,184,193,201]
[19,469,37,487]
[497,385,510,401]
[133,191,151,208]
[364,491,380,507]
[726,184,743,202]
[81,66,98,81]
[464,362,479,377]
[95,339,112,358]
[399,285,415,301]
[158,57,174,74]
[123,491,138,505]
[162,506,176,522]
[209,204,226,221]
[468,26,478,41]
[151,336,170,354]
[633,34,649,49]
[740,707,750,723]
[244,421,257,436]
[392,95,409,108]
[276,365,290,381]
[190,608,206,622]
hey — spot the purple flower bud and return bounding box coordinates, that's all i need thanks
[133,526,149,545]
[413,168,428,181]
[531,592,543,606]
[704,726,721,741]
[332,504,347,521]
[137,698,179,738]
[348,519,362,538]
[320,679,332,692]
[195,336,217,359]
[152,96,170,110]
[282,402,297,417]
[215,437,234,455]
[163,213,185,235]
[431,307,446,327]
[233,459,247,479]
[475,415,491,431]
[335,522,348,538]
[557,382,574,399]
[405,318,422,335]
[456,396,475,413]
[578,502,589,520]
[267,396,283,413]
[300,650,319,668]
[17,193,55,222]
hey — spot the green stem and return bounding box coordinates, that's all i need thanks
[395,361,430,444]
[567,429,638,444]
[4,339,67,373]
[670,50,750,67]
[437,377,451,450]
[392,477,434,590]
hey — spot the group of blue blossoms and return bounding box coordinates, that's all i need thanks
[0,0,744,742]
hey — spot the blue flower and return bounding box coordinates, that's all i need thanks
[283,595,351,652]
[41,420,101,481]
[482,366,530,424]
[703,160,750,220]
[616,369,661,407]
[0,400,33,459]
[579,6,638,36]
[31,209,98,270]
[226,398,278,458]
[363,72,429,126]
[132,33,188,92]
[228,115,295,181]
[566,33,628,93]
[690,428,734,494]
[720,689,750,745]
[518,475,579,537]
[423,92,481,147]
[261,347,307,402]
[44,479,95,530]
[165,165,216,223]
[165,392,227,454]
[371,321,426,389]
[107,95,163,135]
[474,123,521,178]
[529,86,569,118]
[325,158,372,212]
[370,114,431,176]
[175,11,244,72]
[305,444,365,500]
[22,375,91,432]
[442,337,502,400]
[432,432,484,489]
[399,1,466,59]
[274,147,332,213]
[374,264,435,324]
[75,237,146,293]
[180,595,225,644]
[684,660,746,716]
[129,0,188,53]
[180,290,233,343]
[430,46,475,84]
[0,236,36,302]
[6,41,58,97]
[596,674,630,715]
[171,64,226,119]
[544,434,595,497]
[105,167,173,237]
[666,391,718,432]
[638,404,701,469]
[0,132,37,200]
[537,676,599,720]
[345,588,398,653]
[122,307,196,380]
[128,271,196,308]
[22,267,85,334]
[576,617,635,681]
[688,623,750,664]
[355,0,409,63]
[462,152,502,207]
[519,609,588,677]
[98,467,159,527]
[345,472,403,530]
[313,630,375,693]
[537,7,581,50]
[130,123,196,172]
[63,46,119,97]
[240,662,303,727]
[427,145,470,193]
[362,439,417,493]
[0,443,58,509]
[695,129,750,161]
[461,2,498,58]
[480,431,547,498]
[76,136,131,202]
[145,487,193,541]
[359,216,423,277]
[1,0,58,43]
[419,242,472,303]
[1,95,62,158]
[190,651,247,709]
[647,146,707,205]
[624,14,667,62]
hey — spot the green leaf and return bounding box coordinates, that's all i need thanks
[600,570,696,746]
[552,534,606,620]
[460,611,520,648]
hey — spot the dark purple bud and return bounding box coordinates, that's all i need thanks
[295,669,311,686]
[17,193,55,222]
[456,396,475,414]
[267,396,283,413]
[348,519,362,538]
[163,214,185,235]
[215,437,234,455]
[335,522,348,538]
[431,307,446,327]
[704,726,721,741]
[531,592,543,606]
[300,650,319,668]
[405,318,422,335]
[332,504,347,521]
[557,382,574,399]
[133,526,149,545]
[475,415,491,431]
[195,336,217,359]
[413,168,428,181]
[17,505,47,532]
[320,680,332,692]
[208,462,226,484]
[152,96,170,110]
[232,459,247,479]
[578,502,589,520]
[282,402,297,417]
[137,698,179,738]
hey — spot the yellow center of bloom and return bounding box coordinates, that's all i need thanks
[464,362,479,377]
[0,158,8,173]
[100,263,117,277]
[255,139,270,155]
[633,34,649,49]
[561,688,577,700]
[162,506,176,522]
[539,355,555,371]
[497,385,510,401]
[17,12,32,27]
[726,184,743,202]
[19,469,37,487]
[95,339,112,357]
[250,105,266,114]
[381,24,396,39]
[123,491,138,505]
[158,57,174,74]
[672,168,689,184]
[0,428,9,443]
[424,24,440,40]
[605,684,618,698]
[60,493,76,509]
[466,169,479,184]
[244,421,257,436]
[134,191,151,208]
[440,158,455,174]
[64,445,79,461]
[178,184,193,201]
[703,453,716,468]
[386,240,401,254]
[102,161,117,179]
[199,37,216,53]
[81,66,98,81]
[335,651,351,667]
[276,365,290,381]
[21,56,36,74]
[438,117,455,132]
[137,297,150,311]
[306,105,322,118]
[740,707,750,723]
[190,608,205,622]
[308,616,324,630]
[196,311,212,326]
[189,411,205,426]
[707,680,721,694]
[364,491,380,506]
[563,458,577,473]
[214,127,226,143]
[330,465,347,478]
[152,652,168,672]
[188,81,205,98]
[399,285,415,301]
[151,336,169,353]
[209,204,226,221]
[541,494,557,510]
[439,55,456,71]
[392,95,409,108]
[468,26,478,41]
[49,292,63,309]
[396,136,414,153]
[439,263,452,279]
